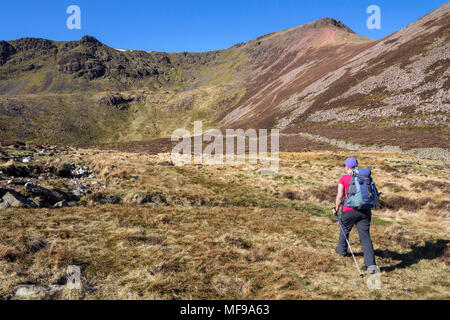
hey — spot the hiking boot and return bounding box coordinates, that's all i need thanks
[363,265,379,274]
[335,248,349,257]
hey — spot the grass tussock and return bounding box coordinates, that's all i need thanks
[282,189,301,200]
[306,185,336,202]
[410,180,450,193]
[378,195,449,213]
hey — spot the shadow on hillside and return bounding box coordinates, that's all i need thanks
[374,239,449,273]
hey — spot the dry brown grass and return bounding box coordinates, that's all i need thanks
[410,180,450,193]
[0,149,448,300]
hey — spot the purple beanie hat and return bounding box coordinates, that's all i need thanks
[344,157,358,168]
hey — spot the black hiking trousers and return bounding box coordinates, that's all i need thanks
[336,209,376,267]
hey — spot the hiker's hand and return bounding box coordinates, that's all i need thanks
[332,207,337,215]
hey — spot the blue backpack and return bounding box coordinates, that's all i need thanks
[344,168,380,210]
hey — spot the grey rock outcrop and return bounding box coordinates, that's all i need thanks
[1,192,37,208]
[25,182,65,204]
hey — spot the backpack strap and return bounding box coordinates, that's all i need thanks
[344,173,355,200]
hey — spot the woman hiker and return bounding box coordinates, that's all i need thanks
[332,157,378,274]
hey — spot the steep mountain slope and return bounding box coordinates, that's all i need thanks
[224,3,449,149]
[218,18,373,128]
[0,3,448,148]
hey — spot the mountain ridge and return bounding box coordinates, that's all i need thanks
[0,3,448,148]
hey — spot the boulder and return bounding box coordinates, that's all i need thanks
[72,185,89,199]
[1,192,37,208]
[24,183,65,204]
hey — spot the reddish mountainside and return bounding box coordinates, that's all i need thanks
[222,4,449,149]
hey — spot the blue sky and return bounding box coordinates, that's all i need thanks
[0,0,447,52]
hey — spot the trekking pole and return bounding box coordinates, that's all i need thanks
[334,206,365,278]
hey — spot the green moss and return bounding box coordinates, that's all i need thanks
[372,217,393,226]
[19,188,33,198]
